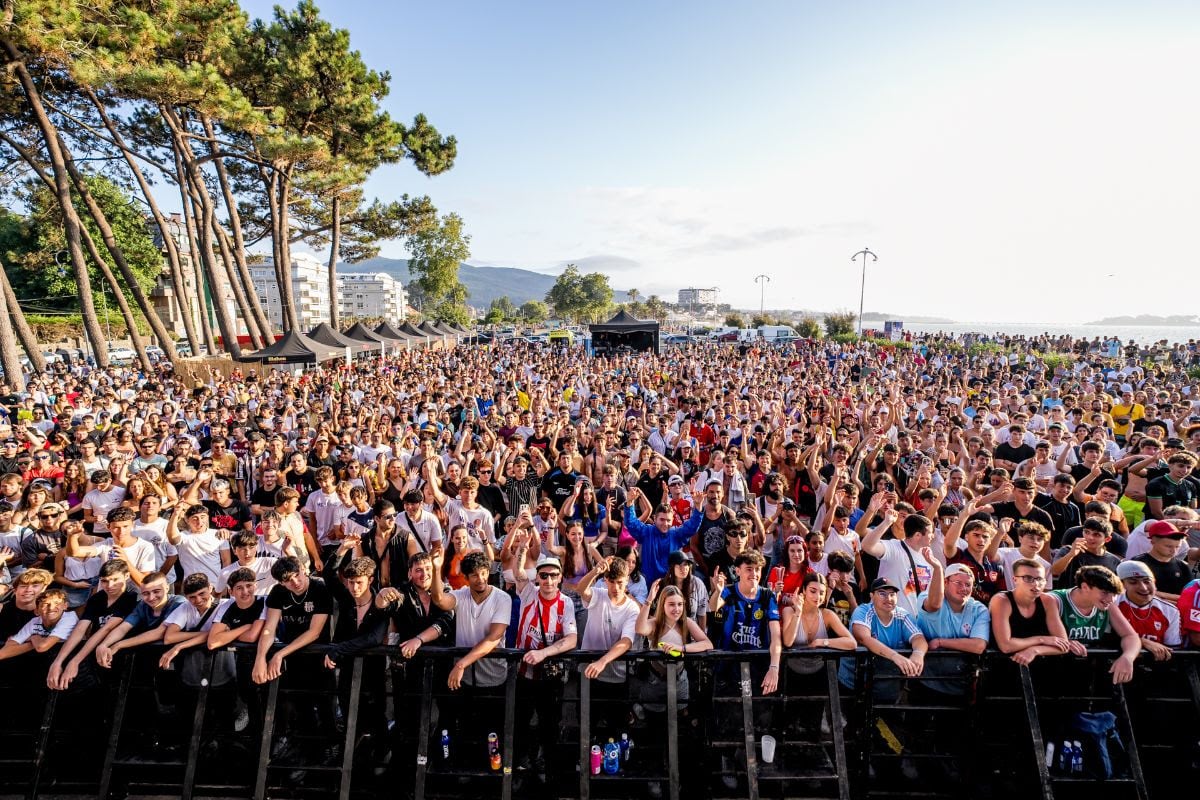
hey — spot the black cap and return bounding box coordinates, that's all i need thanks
[869,577,900,593]
[667,550,695,567]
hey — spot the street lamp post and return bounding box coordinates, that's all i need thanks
[755,274,770,320]
[851,248,877,337]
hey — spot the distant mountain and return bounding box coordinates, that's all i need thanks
[353,257,629,309]
[1085,314,1200,326]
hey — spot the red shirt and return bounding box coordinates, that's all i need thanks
[1116,596,1181,645]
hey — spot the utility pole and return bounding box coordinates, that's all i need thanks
[851,248,877,337]
[755,274,770,320]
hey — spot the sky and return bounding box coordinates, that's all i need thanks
[241,0,1200,321]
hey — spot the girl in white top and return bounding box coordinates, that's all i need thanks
[635,583,712,706]
[780,572,857,676]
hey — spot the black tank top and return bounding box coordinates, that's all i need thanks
[1004,590,1048,639]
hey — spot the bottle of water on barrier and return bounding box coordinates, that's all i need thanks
[441,730,451,762]
[603,738,620,774]
[619,733,631,763]
[590,745,602,775]
[1072,740,1084,775]
[1044,742,1055,772]
[1058,741,1072,773]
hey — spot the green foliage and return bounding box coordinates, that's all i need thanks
[830,332,859,345]
[1187,366,1200,381]
[795,316,822,339]
[751,314,774,328]
[966,342,1006,357]
[724,313,746,328]
[643,295,669,323]
[545,265,613,323]
[823,310,857,337]
[519,300,548,324]
[405,212,470,321]
[6,176,160,312]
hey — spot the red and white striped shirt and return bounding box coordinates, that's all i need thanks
[516,584,577,678]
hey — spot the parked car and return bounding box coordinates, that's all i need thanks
[663,334,691,345]
[108,347,136,365]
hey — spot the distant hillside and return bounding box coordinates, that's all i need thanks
[1086,314,1200,326]
[354,257,629,308]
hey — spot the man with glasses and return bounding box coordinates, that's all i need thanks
[1114,560,1179,660]
[511,547,578,781]
[989,559,1072,666]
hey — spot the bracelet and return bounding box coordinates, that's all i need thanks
[767,665,779,670]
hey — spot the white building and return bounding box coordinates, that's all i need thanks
[148,213,247,343]
[677,287,719,307]
[338,272,407,322]
[251,252,331,330]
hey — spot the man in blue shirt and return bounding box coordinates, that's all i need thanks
[916,560,990,696]
[93,571,185,668]
[622,487,703,584]
[840,576,928,702]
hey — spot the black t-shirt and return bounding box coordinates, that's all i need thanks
[706,547,740,585]
[1068,463,1111,497]
[540,468,579,508]
[475,483,507,520]
[525,435,551,454]
[1034,495,1082,546]
[1060,525,1128,558]
[221,597,267,630]
[285,469,318,503]
[991,502,1056,542]
[596,486,628,517]
[204,499,252,532]
[0,602,35,644]
[696,507,737,565]
[636,468,671,508]
[250,485,281,510]
[1132,554,1193,595]
[994,442,1035,466]
[266,577,332,644]
[1145,475,1200,519]
[82,589,139,630]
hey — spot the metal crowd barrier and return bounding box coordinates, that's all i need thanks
[1,646,1197,799]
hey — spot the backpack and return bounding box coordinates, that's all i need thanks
[1068,711,1129,780]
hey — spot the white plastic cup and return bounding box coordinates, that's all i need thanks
[761,735,776,764]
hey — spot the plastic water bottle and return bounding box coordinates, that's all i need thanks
[488,732,501,772]
[619,733,630,762]
[1058,741,1072,773]
[441,729,451,761]
[1072,740,1083,775]
[603,738,620,774]
[1044,742,1055,772]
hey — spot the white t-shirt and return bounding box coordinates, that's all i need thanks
[450,585,511,687]
[303,490,346,545]
[133,517,176,570]
[13,611,79,644]
[174,529,230,585]
[215,557,277,595]
[164,600,221,631]
[88,537,158,577]
[581,589,640,682]
[82,487,127,534]
[399,510,443,552]
[1125,520,1191,560]
[446,499,496,550]
[876,538,934,616]
[995,547,1053,588]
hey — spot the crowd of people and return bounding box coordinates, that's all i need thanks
[0,331,1198,792]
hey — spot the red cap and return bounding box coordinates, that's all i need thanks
[1146,520,1185,538]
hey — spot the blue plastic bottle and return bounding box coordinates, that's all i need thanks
[1072,740,1083,775]
[603,739,620,774]
[441,729,451,761]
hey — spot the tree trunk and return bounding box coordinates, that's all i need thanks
[163,106,242,358]
[78,223,152,371]
[91,92,195,357]
[212,218,264,348]
[0,254,28,389]
[1,37,108,366]
[275,172,300,331]
[327,193,341,328]
[55,131,176,362]
[0,265,43,372]
[202,115,274,340]
[173,144,218,356]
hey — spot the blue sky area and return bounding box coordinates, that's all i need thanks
[237,1,1200,320]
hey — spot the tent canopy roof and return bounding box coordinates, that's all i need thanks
[590,309,659,334]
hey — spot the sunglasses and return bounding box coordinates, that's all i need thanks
[727,530,749,538]
[379,513,396,521]
[38,512,60,519]
[537,572,560,580]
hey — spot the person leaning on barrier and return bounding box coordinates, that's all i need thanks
[0,587,76,662]
[1114,560,1180,661]
[0,567,52,644]
[990,558,1072,666]
[838,576,928,700]
[252,556,333,684]
[429,547,510,690]
[158,573,222,671]
[93,571,185,669]
[47,559,137,690]
[1048,565,1141,683]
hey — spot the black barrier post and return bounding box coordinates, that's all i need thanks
[1188,659,1200,718]
[414,659,433,800]
[253,677,281,800]
[739,660,760,800]
[666,663,680,800]
[825,659,851,800]
[1113,683,1149,800]
[97,656,135,800]
[579,665,591,800]
[500,663,518,800]
[1018,663,1055,800]
[180,651,214,800]
[338,656,364,800]
[27,689,57,800]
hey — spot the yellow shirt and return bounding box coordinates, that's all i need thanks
[1109,402,1143,436]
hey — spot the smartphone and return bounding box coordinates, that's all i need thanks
[519,503,529,516]
[883,481,895,493]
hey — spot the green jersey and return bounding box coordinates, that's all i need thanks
[1051,588,1111,643]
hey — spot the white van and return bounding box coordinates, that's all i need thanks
[758,325,799,342]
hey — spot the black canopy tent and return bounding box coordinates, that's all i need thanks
[375,321,418,349]
[418,321,451,344]
[398,321,432,346]
[309,323,375,357]
[590,309,659,354]
[343,322,388,345]
[239,329,343,365]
